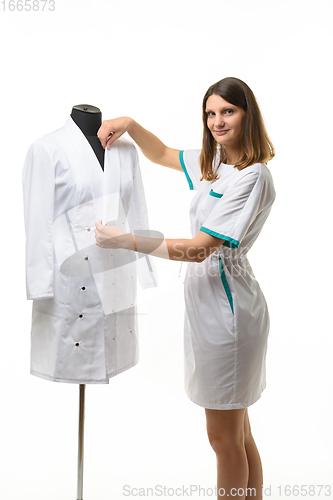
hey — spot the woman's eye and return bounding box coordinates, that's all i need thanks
[207,110,233,116]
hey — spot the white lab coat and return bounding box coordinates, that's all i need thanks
[180,149,276,410]
[22,116,158,384]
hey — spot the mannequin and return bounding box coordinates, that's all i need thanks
[71,104,105,170]
[22,106,158,499]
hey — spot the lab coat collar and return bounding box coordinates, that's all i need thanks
[63,115,120,223]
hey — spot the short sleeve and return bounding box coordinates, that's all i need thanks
[179,149,201,190]
[200,170,265,249]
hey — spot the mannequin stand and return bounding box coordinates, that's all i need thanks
[77,384,85,500]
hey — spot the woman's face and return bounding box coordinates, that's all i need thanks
[205,94,246,150]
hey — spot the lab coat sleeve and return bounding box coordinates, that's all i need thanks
[22,140,55,299]
[200,170,265,249]
[179,149,202,191]
[127,149,158,289]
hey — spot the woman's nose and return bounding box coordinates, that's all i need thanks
[214,115,224,128]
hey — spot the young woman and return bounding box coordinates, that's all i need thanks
[95,76,276,500]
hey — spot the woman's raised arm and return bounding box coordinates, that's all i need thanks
[97,117,182,172]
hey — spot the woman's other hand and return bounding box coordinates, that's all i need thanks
[97,117,132,150]
[95,220,127,248]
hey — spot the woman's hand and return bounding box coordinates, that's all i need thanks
[97,117,132,150]
[95,220,127,249]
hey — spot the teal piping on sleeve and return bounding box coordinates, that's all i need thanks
[179,150,194,190]
[200,226,240,248]
[209,189,223,198]
[219,256,234,315]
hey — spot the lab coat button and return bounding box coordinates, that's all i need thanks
[75,342,80,346]
[84,256,89,261]
[81,286,86,291]
[86,227,91,232]
[112,309,114,312]
[78,314,84,319]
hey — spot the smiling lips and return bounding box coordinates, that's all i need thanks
[214,130,229,135]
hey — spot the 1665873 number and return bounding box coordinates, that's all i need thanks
[1,0,55,10]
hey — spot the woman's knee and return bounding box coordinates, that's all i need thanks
[207,426,245,453]
[205,408,246,454]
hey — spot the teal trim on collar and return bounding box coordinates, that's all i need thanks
[179,150,193,190]
[219,256,234,315]
[209,189,223,198]
[200,226,240,248]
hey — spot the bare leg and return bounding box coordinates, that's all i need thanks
[205,407,249,500]
[243,409,263,500]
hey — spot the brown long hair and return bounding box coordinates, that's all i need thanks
[199,77,275,180]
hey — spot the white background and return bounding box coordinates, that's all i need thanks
[0,0,332,499]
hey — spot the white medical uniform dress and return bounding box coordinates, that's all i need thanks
[22,116,158,384]
[179,150,276,410]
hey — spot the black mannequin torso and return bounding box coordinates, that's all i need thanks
[71,104,105,170]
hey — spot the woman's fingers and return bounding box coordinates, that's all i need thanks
[97,118,129,149]
[97,120,115,148]
[105,131,121,149]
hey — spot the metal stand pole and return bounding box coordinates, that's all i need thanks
[77,384,85,500]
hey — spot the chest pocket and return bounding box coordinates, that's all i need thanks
[209,188,224,199]
[199,188,224,221]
